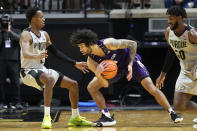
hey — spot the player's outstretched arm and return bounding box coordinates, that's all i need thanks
[20,31,47,59]
[156,27,175,89]
[44,31,88,73]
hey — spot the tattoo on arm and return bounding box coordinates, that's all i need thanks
[109,39,137,62]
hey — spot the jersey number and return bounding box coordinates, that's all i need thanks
[175,50,185,60]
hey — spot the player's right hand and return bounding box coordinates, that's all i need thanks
[38,50,48,59]
[156,75,165,89]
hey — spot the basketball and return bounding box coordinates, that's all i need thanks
[101,59,117,79]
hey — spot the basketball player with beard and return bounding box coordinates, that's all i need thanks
[70,29,183,127]
[20,7,92,129]
[156,5,197,123]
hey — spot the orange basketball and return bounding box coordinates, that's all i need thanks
[101,59,117,79]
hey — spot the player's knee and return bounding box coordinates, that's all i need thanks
[46,76,56,87]
[174,100,187,110]
[87,85,95,93]
[66,80,78,91]
[71,80,78,89]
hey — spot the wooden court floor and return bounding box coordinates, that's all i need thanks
[0,110,197,131]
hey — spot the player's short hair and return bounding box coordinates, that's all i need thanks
[166,5,187,18]
[70,29,98,46]
[25,7,41,23]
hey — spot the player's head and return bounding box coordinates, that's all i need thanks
[26,7,45,29]
[166,5,187,30]
[70,29,98,55]
[70,29,98,46]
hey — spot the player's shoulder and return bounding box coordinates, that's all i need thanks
[188,28,197,38]
[20,28,32,41]
[103,38,116,45]
[21,29,31,37]
[187,25,196,33]
[42,30,49,37]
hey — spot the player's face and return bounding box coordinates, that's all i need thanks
[168,15,179,30]
[32,11,45,29]
[77,43,91,55]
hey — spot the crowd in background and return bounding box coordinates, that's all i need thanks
[1,0,197,14]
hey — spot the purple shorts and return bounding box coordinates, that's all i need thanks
[132,54,149,82]
[110,54,149,83]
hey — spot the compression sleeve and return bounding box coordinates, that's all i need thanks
[161,45,176,73]
[47,44,76,65]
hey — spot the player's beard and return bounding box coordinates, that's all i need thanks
[171,21,179,30]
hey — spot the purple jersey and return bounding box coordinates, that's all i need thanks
[89,39,149,83]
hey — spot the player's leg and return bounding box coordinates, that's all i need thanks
[88,77,116,127]
[39,72,56,129]
[174,73,197,110]
[174,92,197,110]
[60,75,78,109]
[141,77,171,109]
[88,77,106,110]
[40,73,56,107]
[59,75,92,126]
[174,74,197,123]
[20,68,56,129]
[133,55,182,122]
[173,92,197,124]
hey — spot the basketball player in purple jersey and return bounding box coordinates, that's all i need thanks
[70,29,183,126]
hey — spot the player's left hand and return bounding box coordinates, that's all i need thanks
[95,61,110,75]
[75,62,89,74]
[127,64,133,81]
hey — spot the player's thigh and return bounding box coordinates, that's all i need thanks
[174,91,193,105]
[60,76,78,89]
[39,72,55,84]
[39,68,60,86]
[141,77,157,94]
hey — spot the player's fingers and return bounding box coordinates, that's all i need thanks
[104,67,110,70]
[83,68,89,73]
[156,83,159,88]
[161,82,164,88]
[126,73,132,81]
[81,69,86,74]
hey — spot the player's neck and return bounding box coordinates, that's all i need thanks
[174,24,186,36]
[29,25,40,36]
